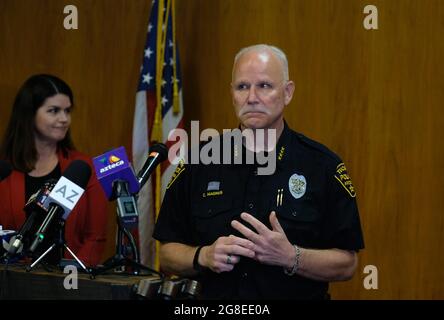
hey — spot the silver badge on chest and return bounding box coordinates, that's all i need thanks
[289,173,307,199]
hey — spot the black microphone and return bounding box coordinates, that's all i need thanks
[0,160,12,181]
[7,179,57,256]
[29,160,91,253]
[137,143,168,188]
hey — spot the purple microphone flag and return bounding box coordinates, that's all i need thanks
[93,146,140,199]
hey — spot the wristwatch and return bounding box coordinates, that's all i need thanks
[193,246,206,273]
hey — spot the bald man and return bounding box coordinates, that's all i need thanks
[153,44,364,299]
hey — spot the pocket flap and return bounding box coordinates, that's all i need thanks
[192,197,234,218]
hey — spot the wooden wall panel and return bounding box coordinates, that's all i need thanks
[0,0,152,262]
[1,0,443,299]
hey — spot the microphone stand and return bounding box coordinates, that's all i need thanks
[26,219,91,274]
[90,181,163,280]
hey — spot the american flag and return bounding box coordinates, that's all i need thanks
[132,0,184,269]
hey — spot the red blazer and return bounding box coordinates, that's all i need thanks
[0,150,108,266]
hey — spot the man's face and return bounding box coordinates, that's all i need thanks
[231,50,294,130]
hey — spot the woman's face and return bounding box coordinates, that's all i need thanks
[34,94,72,145]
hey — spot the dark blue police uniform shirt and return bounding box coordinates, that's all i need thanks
[153,122,364,299]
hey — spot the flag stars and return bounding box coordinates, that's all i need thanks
[169,40,174,48]
[145,48,153,59]
[142,73,153,84]
[148,23,153,33]
[161,96,168,106]
[161,79,167,87]
[171,76,179,84]
[169,58,175,66]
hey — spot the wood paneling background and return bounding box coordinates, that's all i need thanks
[1,0,443,299]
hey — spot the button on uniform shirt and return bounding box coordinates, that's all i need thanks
[153,122,364,299]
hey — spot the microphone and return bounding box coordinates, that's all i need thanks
[0,160,12,181]
[93,146,140,200]
[7,179,56,256]
[93,147,140,229]
[137,143,168,189]
[29,160,91,253]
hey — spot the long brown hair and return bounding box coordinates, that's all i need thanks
[0,74,75,172]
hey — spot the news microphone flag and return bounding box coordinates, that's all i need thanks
[41,160,91,220]
[132,0,185,269]
[31,160,91,253]
[92,146,140,200]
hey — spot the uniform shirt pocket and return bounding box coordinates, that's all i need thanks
[191,197,240,244]
[272,197,322,248]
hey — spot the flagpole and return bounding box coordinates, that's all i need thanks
[134,0,183,271]
[172,0,180,115]
[153,0,172,272]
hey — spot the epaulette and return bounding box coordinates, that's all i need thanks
[293,131,342,164]
[293,131,356,198]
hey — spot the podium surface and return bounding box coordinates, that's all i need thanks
[0,264,159,300]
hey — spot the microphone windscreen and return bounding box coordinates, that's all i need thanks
[0,160,12,181]
[63,160,91,189]
[150,143,168,161]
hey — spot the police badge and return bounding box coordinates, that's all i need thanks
[288,173,307,199]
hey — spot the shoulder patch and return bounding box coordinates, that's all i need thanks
[166,159,185,189]
[334,163,356,198]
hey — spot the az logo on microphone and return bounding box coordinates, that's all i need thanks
[43,177,86,219]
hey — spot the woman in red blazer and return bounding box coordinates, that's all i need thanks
[0,74,108,267]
